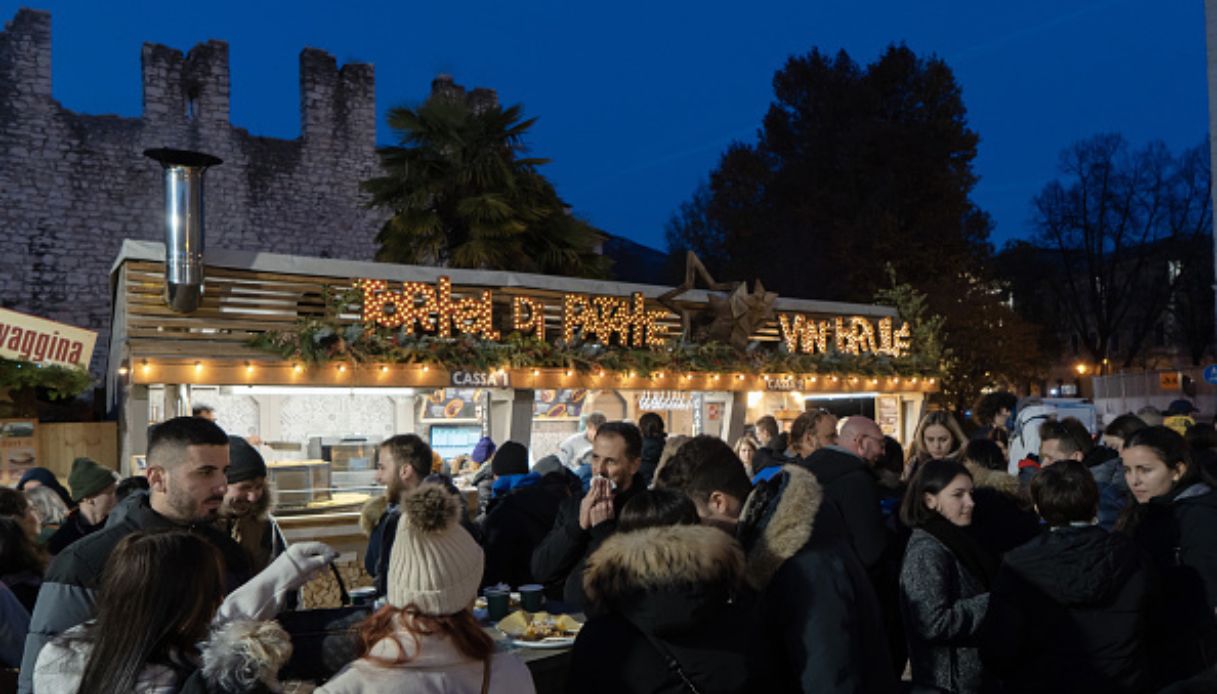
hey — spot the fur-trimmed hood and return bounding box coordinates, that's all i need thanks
[583,525,744,605]
[736,464,822,590]
[964,461,1022,498]
[583,525,747,639]
[359,495,390,537]
[199,619,292,692]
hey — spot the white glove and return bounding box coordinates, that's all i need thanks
[214,541,338,624]
[282,541,340,590]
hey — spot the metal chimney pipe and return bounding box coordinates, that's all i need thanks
[143,148,223,313]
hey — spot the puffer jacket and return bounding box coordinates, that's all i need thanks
[979,525,1152,693]
[738,465,896,693]
[800,446,889,570]
[1084,445,1129,530]
[18,494,251,694]
[33,618,292,694]
[481,471,574,590]
[317,613,534,694]
[1126,482,1217,685]
[900,528,990,694]
[570,524,776,693]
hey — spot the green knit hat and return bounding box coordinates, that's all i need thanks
[68,457,115,502]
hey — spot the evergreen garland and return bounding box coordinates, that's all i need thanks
[0,358,94,400]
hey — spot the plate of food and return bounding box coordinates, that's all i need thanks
[496,610,582,649]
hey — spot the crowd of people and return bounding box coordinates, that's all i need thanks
[3,393,1217,693]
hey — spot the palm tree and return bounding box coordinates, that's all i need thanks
[363,90,609,278]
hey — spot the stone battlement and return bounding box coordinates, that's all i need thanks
[0,8,386,378]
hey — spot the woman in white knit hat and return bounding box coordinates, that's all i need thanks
[319,483,535,693]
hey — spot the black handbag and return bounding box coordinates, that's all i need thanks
[277,563,374,683]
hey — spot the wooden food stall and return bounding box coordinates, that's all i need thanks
[106,241,937,563]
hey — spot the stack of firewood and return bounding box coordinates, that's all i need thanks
[299,560,374,609]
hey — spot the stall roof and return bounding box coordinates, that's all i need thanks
[111,240,897,319]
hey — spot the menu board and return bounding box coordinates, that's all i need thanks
[421,388,480,420]
[534,389,588,420]
[876,395,900,437]
[0,419,38,485]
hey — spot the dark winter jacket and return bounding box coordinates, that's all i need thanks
[570,524,777,694]
[800,446,889,570]
[751,442,791,482]
[964,464,1040,559]
[639,435,666,487]
[364,501,400,598]
[738,465,896,693]
[900,528,990,694]
[18,494,252,694]
[1126,482,1217,685]
[979,525,1153,694]
[45,509,106,556]
[481,472,574,589]
[530,474,646,609]
[1084,445,1130,530]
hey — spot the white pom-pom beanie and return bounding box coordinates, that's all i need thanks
[386,482,484,615]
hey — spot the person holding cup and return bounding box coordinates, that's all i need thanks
[530,421,647,610]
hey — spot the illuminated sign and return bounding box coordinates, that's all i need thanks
[356,276,911,357]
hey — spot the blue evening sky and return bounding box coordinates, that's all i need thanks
[2,0,1208,251]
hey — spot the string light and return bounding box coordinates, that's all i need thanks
[379,365,389,373]
[293,363,303,374]
[564,369,573,377]
[512,297,545,339]
[337,364,347,373]
[193,361,202,373]
[531,368,540,377]
[244,361,254,374]
[117,365,129,376]
[140,358,150,375]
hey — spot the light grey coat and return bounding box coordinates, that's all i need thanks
[899,528,990,694]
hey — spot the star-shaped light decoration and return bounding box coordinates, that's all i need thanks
[657,252,778,352]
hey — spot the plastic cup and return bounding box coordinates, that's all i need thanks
[519,584,545,612]
[485,590,510,621]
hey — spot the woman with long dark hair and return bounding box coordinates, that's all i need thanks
[899,458,997,694]
[1117,425,1217,686]
[319,483,534,693]
[33,530,297,693]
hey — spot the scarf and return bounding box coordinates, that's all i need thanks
[921,513,999,590]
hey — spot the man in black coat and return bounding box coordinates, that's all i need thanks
[530,421,646,609]
[657,435,896,694]
[18,416,253,694]
[979,461,1153,694]
[800,416,889,571]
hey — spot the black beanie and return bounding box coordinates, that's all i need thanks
[227,436,267,484]
[490,441,529,477]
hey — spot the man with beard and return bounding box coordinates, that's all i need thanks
[18,416,253,692]
[217,436,286,574]
[361,434,433,597]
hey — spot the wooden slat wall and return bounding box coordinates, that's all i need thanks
[36,422,119,480]
[122,260,699,358]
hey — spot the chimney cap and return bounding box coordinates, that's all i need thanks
[144,148,223,168]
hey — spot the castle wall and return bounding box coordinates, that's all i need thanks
[0,9,385,376]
